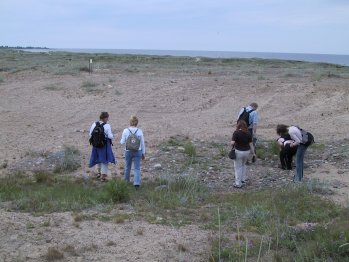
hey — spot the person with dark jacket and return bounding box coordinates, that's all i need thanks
[231,120,256,188]
[276,132,298,170]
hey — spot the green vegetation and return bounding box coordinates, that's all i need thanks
[256,140,280,159]
[1,49,349,78]
[208,186,349,261]
[0,168,348,261]
[184,141,197,158]
[103,180,130,203]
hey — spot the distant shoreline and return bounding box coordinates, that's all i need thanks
[0,46,48,50]
[9,47,349,66]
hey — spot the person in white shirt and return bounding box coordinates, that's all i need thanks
[89,112,115,182]
[276,124,309,182]
[120,116,145,189]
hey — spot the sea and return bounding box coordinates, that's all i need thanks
[23,48,349,67]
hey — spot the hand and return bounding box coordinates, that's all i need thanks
[142,154,145,161]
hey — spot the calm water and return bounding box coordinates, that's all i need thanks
[25,48,349,66]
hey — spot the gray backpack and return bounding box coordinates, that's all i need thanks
[126,129,141,151]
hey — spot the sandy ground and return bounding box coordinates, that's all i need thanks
[0,57,349,261]
[0,208,210,261]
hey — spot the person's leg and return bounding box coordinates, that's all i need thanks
[234,150,243,187]
[133,150,142,187]
[100,163,108,181]
[279,150,287,169]
[96,163,102,178]
[241,151,250,182]
[124,151,132,183]
[295,145,306,182]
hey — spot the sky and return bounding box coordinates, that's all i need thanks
[1,0,349,54]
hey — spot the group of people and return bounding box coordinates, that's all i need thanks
[88,104,313,189]
[89,112,145,189]
[232,102,314,188]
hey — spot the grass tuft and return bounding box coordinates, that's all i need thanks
[46,247,64,261]
[54,145,81,173]
[184,142,197,158]
[104,180,130,203]
[34,170,54,184]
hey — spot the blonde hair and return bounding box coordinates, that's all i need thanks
[130,115,139,126]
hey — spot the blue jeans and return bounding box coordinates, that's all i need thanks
[294,144,308,182]
[124,150,142,186]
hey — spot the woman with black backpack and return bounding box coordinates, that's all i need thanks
[89,112,115,182]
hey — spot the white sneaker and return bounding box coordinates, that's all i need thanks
[233,183,242,188]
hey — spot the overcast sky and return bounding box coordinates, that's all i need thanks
[1,0,348,54]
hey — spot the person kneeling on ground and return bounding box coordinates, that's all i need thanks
[120,116,146,189]
[276,125,298,170]
[89,112,116,182]
[231,120,256,188]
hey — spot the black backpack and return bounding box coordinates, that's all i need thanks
[298,127,315,146]
[238,107,254,127]
[89,122,106,148]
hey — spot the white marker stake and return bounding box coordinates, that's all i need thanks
[89,59,93,73]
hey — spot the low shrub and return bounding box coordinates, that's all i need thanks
[104,180,130,203]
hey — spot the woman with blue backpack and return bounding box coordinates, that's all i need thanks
[120,115,146,189]
[89,112,115,182]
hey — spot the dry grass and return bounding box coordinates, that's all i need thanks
[45,247,64,261]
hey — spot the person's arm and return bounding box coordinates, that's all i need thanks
[249,142,256,156]
[277,138,284,149]
[252,124,257,135]
[289,127,301,147]
[140,130,146,159]
[251,112,258,135]
[89,123,96,137]
[231,132,237,147]
[105,124,114,140]
[120,129,127,145]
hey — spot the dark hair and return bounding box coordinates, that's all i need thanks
[276,124,289,136]
[250,102,258,109]
[236,120,248,133]
[99,112,109,120]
